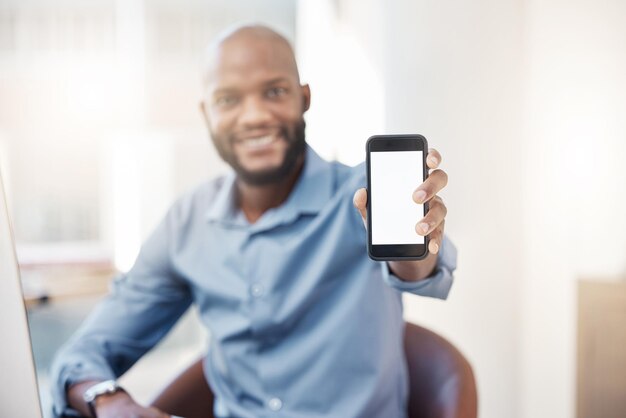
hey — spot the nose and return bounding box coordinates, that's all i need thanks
[238,96,273,128]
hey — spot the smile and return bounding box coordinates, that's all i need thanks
[236,135,279,150]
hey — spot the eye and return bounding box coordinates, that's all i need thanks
[266,86,288,99]
[215,95,238,108]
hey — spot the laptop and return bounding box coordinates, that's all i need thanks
[0,169,44,417]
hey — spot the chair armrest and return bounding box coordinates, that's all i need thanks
[150,357,215,418]
[404,322,478,418]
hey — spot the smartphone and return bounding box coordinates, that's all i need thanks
[366,134,429,260]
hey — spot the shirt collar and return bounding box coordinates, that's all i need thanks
[205,170,239,225]
[205,144,334,227]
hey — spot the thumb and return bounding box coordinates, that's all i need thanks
[353,188,368,224]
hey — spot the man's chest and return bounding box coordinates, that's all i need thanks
[172,202,369,330]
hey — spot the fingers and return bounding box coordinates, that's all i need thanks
[412,169,448,204]
[415,197,446,255]
[414,148,446,203]
[157,408,171,418]
[144,407,170,418]
[353,188,368,222]
[420,149,447,255]
[427,148,442,169]
[148,408,169,418]
[415,196,447,236]
[99,405,169,418]
[427,220,444,254]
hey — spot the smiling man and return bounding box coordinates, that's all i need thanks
[51,25,456,418]
[200,28,310,223]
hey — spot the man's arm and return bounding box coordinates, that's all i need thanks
[50,211,193,417]
[380,235,456,299]
[67,380,171,418]
[66,380,100,417]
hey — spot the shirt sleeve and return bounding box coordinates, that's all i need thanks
[381,235,457,299]
[49,209,193,417]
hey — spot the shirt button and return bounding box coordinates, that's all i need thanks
[250,283,265,298]
[268,397,283,411]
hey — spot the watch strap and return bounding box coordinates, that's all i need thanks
[83,380,125,417]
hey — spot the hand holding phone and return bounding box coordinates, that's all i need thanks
[354,134,448,268]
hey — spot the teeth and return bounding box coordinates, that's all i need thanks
[240,135,276,149]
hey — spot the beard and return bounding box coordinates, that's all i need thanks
[211,120,306,186]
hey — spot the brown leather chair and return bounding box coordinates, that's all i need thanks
[151,322,478,418]
[403,323,478,418]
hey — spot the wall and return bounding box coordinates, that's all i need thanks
[521,0,626,417]
[0,0,297,261]
[296,0,386,164]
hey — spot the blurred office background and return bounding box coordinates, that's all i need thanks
[1,0,625,417]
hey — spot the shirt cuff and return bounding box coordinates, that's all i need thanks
[381,235,457,299]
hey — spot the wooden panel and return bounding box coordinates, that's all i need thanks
[577,280,626,418]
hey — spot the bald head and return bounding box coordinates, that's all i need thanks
[203,24,301,89]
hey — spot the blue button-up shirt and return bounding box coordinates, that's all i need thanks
[51,145,457,418]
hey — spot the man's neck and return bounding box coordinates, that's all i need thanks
[236,155,305,224]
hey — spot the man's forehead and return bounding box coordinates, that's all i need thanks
[203,25,300,89]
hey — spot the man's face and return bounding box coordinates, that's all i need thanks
[201,33,310,186]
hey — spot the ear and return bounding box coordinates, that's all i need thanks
[301,84,311,112]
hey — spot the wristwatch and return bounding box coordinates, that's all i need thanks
[82,380,126,417]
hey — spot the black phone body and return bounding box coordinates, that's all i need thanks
[366,134,429,261]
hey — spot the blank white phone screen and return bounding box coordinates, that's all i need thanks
[371,150,424,245]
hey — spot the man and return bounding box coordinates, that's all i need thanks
[51,24,456,418]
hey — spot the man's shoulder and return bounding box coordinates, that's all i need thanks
[329,160,366,193]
